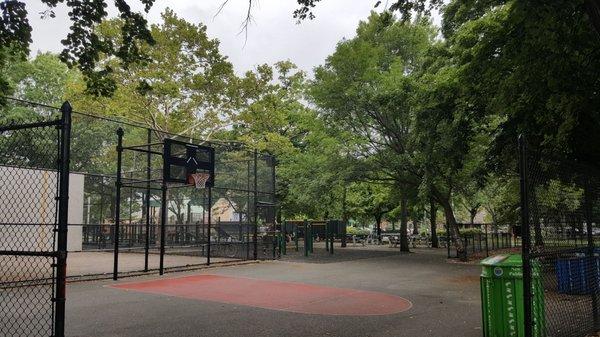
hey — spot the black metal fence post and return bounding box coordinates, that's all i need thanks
[207,187,212,265]
[159,184,167,275]
[484,224,489,257]
[325,220,330,253]
[584,177,600,330]
[144,129,151,272]
[519,135,533,337]
[253,150,258,260]
[282,220,287,256]
[295,223,299,252]
[247,160,251,260]
[54,101,72,337]
[304,219,309,257]
[113,128,124,281]
[330,220,334,254]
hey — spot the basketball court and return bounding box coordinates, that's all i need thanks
[64,248,483,337]
[4,103,480,337]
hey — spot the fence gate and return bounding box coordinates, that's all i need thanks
[520,136,600,337]
[0,100,72,337]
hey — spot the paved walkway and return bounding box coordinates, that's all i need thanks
[66,251,234,278]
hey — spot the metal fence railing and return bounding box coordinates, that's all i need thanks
[0,99,72,337]
[447,232,520,259]
[520,136,600,337]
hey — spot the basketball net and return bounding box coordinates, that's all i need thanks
[188,172,210,189]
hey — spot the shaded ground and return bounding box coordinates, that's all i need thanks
[64,246,483,337]
[280,241,405,263]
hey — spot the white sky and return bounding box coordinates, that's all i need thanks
[27,0,400,75]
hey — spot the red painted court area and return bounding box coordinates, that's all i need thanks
[112,274,412,316]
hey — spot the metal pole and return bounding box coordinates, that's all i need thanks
[294,223,299,252]
[311,223,314,253]
[341,185,348,248]
[54,101,72,337]
[99,179,105,249]
[253,150,258,260]
[159,184,167,275]
[329,220,337,255]
[207,187,212,265]
[202,189,206,256]
[304,219,308,257]
[325,221,329,253]
[485,223,489,257]
[282,220,287,256]
[113,128,124,281]
[144,129,151,272]
[585,177,600,330]
[519,135,533,337]
[247,160,251,260]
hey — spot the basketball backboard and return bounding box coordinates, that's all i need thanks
[163,139,214,187]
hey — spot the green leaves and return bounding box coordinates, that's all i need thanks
[448,0,600,168]
[0,1,155,98]
[68,9,236,139]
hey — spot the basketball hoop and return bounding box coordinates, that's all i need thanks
[188,172,210,189]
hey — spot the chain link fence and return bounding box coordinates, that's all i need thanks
[521,137,600,337]
[2,97,278,283]
[0,98,71,336]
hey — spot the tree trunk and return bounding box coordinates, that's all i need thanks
[469,208,477,226]
[400,195,410,252]
[430,199,439,248]
[439,197,464,260]
[412,220,419,235]
[375,214,382,244]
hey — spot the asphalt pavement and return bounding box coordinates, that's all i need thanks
[65,247,483,337]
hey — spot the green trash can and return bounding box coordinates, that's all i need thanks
[480,254,545,337]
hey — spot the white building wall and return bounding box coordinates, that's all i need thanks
[0,166,84,252]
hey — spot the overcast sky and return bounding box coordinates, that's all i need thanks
[27,0,403,75]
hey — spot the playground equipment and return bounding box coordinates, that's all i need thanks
[280,220,346,257]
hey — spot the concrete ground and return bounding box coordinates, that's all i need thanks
[64,246,483,337]
[66,251,235,278]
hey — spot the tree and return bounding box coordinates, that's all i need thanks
[0,0,155,97]
[292,0,600,35]
[479,174,520,232]
[0,53,111,171]
[225,61,360,220]
[311,12,474,257]
[445,0,600,170]
[347,182,395,244]
[68,9,236,140]
[1,52,76,109]
[293,0,443,22]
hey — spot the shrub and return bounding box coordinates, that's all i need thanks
[347,226,370,236]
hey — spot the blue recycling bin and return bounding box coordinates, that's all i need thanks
[556,254,600,295]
